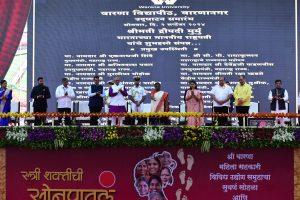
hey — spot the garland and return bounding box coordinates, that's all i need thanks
[1,112,300,118]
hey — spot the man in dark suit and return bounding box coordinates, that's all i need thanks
[30,77,51,125]
[87,76,104,125]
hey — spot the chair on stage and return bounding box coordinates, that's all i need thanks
[179,102,186,125]
[283,102,291,125]
[249,101,260,113]
[280,101,290,125]
[75,101,90,125]
[242,101,260,125]
[231,101,260,126]
[143,103,152,112]
[24,100,35,125]
[10,101,20,125]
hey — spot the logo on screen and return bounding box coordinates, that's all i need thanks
[151,0,177,5]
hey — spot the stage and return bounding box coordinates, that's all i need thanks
[0,125,300,199]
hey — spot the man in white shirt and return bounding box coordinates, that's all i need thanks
[109,76,128,126]
[128,76,147,125]
[268,80,288,126]
[128,76,147,112]
[55,78,75,125]
[209,76,233,126]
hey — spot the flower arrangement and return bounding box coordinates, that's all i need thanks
[272,128,295,142]
[6,127,27,142]
[116,127,144,138]
[183,127,199,142]
[239,128,254,142]
[104,126,118,140]
[27,128,55,142]
[163,127,183,141]
[253,128,274,141]
[183,126,212,152]
[80,127,105,141]
[294,129,300,142]
[0,126,299,150]
[212,128,240,144]
[53,126,79,149]
[143,126,164,141]
[54,128,68,149]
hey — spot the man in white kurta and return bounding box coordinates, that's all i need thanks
[209,76,233,126]
[55,78,75,125]
[109,77,128,126]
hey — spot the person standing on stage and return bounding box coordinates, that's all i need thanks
[150,82,170,125]
[150,82,169,113]
[268,80,289,126]
[185,80,204,126]
[234,75,252,126]
[129,76,147,113]
[55,78,75,125]
[109,76,128,126]
[30,77,51,125]
[0,80,12,126]
[128,76,147,125]
[209,76,233,126]
[87,76,105,125]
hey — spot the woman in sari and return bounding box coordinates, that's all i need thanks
[150,82,169,125]
[150,82,169,113]
[0,80,12,126]
[185,80,204,126]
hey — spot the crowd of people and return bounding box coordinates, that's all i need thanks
[0,75,292,126]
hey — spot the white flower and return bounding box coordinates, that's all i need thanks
[143,126,164,141]
[272,128,295,142]
[6,127,28,142]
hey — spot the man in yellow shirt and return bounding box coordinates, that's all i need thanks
[234,75,252,126]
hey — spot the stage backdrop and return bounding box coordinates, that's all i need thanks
[6,148,293,200]
[27,0,296,112]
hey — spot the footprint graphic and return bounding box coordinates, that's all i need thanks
[177,148,185,165]
[179,170,186,185]
[176,189,182,200]
[185,177,193,191]
[187,154,194,171]
[182,195,188,200]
